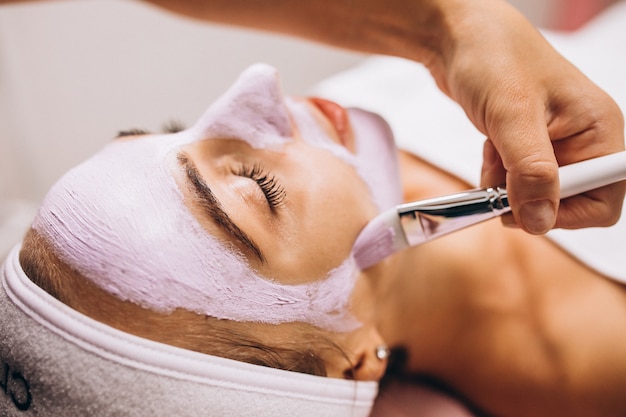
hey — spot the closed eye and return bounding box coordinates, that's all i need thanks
[178,152,266,263]
[233,163,286,210]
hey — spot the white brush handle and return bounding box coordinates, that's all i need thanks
[399,151,626,244]
[559,151,626,198]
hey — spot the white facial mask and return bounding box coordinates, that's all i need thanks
[33,63,401,331]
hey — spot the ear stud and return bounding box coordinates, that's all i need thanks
[375,344,390,361]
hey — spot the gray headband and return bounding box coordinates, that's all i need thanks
[0,245,377,417]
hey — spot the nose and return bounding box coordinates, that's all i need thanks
[190,63,294,149]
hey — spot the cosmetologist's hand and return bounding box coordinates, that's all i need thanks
[431,1,625,234]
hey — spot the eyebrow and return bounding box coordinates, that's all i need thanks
[177,152,266,263]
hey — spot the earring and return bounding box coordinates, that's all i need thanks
[375,344,390,361]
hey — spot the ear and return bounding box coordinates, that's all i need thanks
[325,325,389,381]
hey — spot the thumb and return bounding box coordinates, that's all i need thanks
[488,109,559,235]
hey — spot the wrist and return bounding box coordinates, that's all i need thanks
[421,0,543,96]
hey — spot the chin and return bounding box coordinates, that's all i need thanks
[348,108,403,212]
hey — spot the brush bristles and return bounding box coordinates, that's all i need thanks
[352,209,405,270]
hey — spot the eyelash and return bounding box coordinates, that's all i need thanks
[234,163,286,209]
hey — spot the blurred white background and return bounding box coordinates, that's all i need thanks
[0,0,620,254]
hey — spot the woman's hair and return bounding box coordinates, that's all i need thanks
[19,228,340,377]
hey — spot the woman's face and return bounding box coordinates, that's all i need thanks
[34,64,402,332]
[179,99,377,283]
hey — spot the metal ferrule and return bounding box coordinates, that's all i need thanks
[397,187,510,246]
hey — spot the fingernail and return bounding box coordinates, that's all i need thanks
[520,200,556,234]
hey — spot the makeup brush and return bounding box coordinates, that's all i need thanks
[353,151,626,270]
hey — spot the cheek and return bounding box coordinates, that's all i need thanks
[290,150,377,260]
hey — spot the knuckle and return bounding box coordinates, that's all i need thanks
[558,185,625,229]
[601,201,624,227]
[514,158,558,187]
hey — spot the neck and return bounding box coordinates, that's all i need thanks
[372,154,523,372]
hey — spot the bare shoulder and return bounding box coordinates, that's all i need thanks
[449,230,626,417]
[397,151,472,202]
